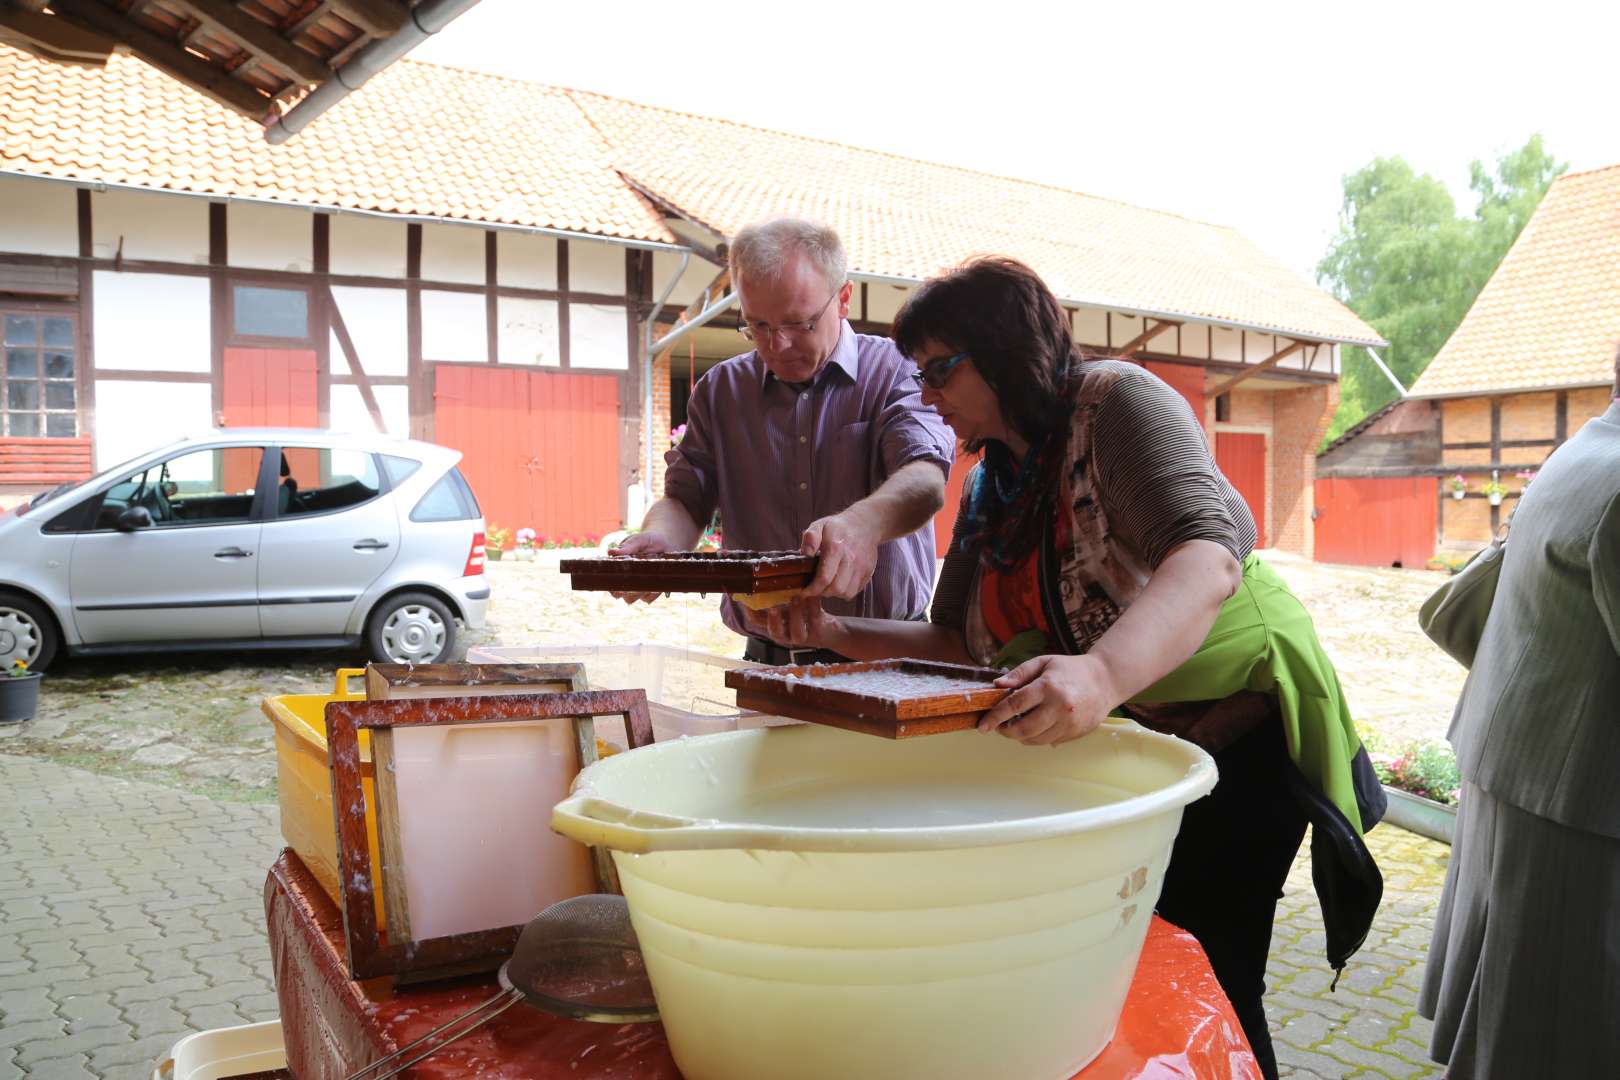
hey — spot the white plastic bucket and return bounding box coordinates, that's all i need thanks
[552,720,1216,1080]
[152,1020,285,1080]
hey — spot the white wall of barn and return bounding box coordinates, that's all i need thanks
[93,380,212,468]
[570,304,630,370]
[91,189,208,264]
[420,222,485,284]
[497,297,560,366]
[330,214,406,278]
[569,238,626,296]
[330,383,410,437]
[92,271,210,372]
[421,289,487,363]
[0,175,77,256]
[329,286,407,375]
[497,232,557,290]
[227,202,313,272]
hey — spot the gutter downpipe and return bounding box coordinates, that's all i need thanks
[641,252,689,515]
[265,0,482,145]
[639,286,738,506]
[1364,347,1408,399]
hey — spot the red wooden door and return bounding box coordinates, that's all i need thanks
[1145,361,1206,424]
[1215,431,1266,548]
[434,366,621,540]
[1313,476,1438,568]
[221,347,319,489]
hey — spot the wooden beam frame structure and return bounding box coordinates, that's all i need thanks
[1210,339,1309,398]
[1113,319,1180,360]
[328,0,408,37]
[167,0,330,85]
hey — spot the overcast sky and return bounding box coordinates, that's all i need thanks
[414,0,1620,284]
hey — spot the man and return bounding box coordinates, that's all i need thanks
[617,218,955,663]
[1418,345,1620,1077]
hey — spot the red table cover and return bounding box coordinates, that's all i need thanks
[266,850,1258,1079]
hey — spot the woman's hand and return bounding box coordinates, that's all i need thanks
[978,654,1122,746]
[743,595,841,649]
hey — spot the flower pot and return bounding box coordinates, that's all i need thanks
[513,547,536,562]
[486,548,504,562]
[1380,785,1456,845]
[1451,489,1466,500]
[1487,493,1503,506]
[0,672,42,725]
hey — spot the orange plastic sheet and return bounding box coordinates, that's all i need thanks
[265,850,1258,1079]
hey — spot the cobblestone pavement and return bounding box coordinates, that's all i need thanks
[2,548,1458,1077]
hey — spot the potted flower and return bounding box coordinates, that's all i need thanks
[1447,474,1468,500]
[1482,470,1507,507]
[1370,739,1459,844]
[513,527,538,562]
[1,659,43,725]
[485,524,511,561]
[1515,469,1537,489]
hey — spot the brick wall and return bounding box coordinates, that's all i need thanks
[1271,382,1336,558]
[635,347,674,518]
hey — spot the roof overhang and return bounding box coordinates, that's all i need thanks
[0,0,480,142]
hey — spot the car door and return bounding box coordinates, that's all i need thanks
[256,445,401,638]
[69,444,268,644]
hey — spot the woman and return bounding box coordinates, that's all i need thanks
[1418,350,1620,1077]
[750,257,1386,1079]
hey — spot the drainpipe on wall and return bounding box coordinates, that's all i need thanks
[264,0,482,144]
[1363,347,1407,398]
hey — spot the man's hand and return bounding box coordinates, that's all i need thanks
[742,594,838,649]
[977,654,1120,746]
[609,530,675,604]
[800,512,881,601]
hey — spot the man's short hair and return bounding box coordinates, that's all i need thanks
[729,218,847,292]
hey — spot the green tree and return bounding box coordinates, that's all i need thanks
[1316,136,1565,445]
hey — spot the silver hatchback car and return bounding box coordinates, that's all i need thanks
[0,429,489,670]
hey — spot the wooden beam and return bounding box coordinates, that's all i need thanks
[48,0,273,118]
[328,0,407,36]
[1210,340,1308,398]
[168,1,328,84]
[0,5,116,65]
[1112,319,1179,360]
[283,0,336,39]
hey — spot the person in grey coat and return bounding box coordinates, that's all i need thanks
[1418,346,1620,1078]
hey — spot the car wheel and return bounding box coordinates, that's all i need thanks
[0,592,59,671]
[366,592,455,665]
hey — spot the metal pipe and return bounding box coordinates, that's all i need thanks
[649,291,737,355]
[0,169,690,254]
[264,0,483,145]
[1363,347,1408,399]
[641,251,690,508]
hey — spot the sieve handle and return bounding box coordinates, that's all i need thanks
[552,794,766,854]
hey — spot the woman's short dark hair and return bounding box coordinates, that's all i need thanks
[892,257,1077,447]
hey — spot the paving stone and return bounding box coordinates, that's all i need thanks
[180,1002,250,1032]
[0,1021,67,1053]
[117,999,189,1040]
[10,1056,96,1080]
[13,1027,129,1068]
[0,986,58,1025]
[83,1033,179,1075]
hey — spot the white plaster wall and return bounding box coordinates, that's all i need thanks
[93,272,211,372]
[93,380,212,468]
[329,286,407,375]
[422,289,488,363]
[1110,312,1145,350]
[1072,306,1108,348]
[330,214,406,278]
[227,202,313,272]
[864,282,910,324]
[91,189,209,264]
[497,297,560,366]
[1244,332,1279,364]
[330,383,409,437]
[0,176,77,256]
[1211,326,1243,363]
[497,232,557,291]
[568,304,628,370]
[568,238,626,296]
[421,222,487,285]
[1180,323,1211,360]
[651,251,719,308]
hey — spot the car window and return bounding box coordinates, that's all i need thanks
[380,454,422,487]
[410,467,480,522]
[276,448,382,517]
[95,446,264,530]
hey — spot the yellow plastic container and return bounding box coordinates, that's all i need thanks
[263,668,384,922]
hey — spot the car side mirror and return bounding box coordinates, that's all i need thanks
[116,506,153,532]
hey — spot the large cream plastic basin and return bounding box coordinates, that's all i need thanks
[552,720,1216,1080]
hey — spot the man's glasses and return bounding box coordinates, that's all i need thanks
[739,287,840,343]
[910,351,970,390]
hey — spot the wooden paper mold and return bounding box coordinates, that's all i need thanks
[326,685,653,982]
[559,550,818,595]
[725,659,1010,739]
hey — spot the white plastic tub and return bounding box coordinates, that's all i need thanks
[552,720,1217,1080]
[466,642,792,743]
[152,1020,285,1080]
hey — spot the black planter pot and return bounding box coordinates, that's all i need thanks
[0,672,42,724]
